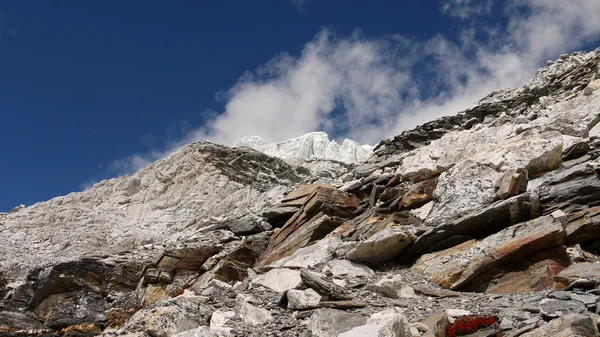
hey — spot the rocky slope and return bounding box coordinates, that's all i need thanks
[2,47,600,337]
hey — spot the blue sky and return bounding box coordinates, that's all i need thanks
[1,0,600,211]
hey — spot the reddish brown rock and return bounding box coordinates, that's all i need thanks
[554,262,600,289]
[495,168,528,200]
[192,236,269,291]
[421,311,449,337]
[157,246,221,273]
[331,210,410,242]
[256,187,359,267]
[396,178,437,210]
[483,246,571,294]
[280,184,336,207]
[369,185,386,207]
[412,215,566,291]
[566,206,600,245]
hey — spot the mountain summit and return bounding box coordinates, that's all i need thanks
[235,131,373,164]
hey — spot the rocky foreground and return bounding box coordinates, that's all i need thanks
[2,48,600,336]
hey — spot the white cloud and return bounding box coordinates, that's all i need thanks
[440,0,493,19]
[104,0,600,178]
[290,0,307,12]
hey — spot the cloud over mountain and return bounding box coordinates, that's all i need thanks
[110,0,600,176]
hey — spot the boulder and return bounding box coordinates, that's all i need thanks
[521,313,599,336]
[338,309,409,337]
[287,289,322,310]
[345,226,418,263]
[251,269,303,293]
[554,263,600,289]
[426,130,562,228]
[566,206,600,245]
[412,215,566,291]
[538,162,600,215]
[239,302,273,325]
[157,246,221,273]
[322,259,374,279]
[420,311,449,337]
[367,275,417,299]
[306,308,368,337]
[405,192,535,260]
[269,237,342,269]
[116,300,212,337]
[495,168,528,200]
[539,298,587,319]
[256,187,359,267]
[483,246,571,294]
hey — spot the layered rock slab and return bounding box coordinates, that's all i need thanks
[412,214,567,291]
[256,187,359,267]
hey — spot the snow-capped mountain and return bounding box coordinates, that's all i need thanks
[234,131,373,164]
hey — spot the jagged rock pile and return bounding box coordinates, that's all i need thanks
[2,48,600,336]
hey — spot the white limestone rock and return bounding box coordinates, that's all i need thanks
[345,226,418,262]
[286,289,321,310]
[239,303,273,325]
[338,309,410,337]
[368,275,417,299]
[250,269,303,293]
[270,237,342,269]
[322,259,375,279]
[209,311,235,335]
[424,131,563,227]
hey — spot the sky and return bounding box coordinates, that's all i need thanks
[1,0,600,211]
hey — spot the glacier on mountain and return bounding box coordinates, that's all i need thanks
[234,131,373,164]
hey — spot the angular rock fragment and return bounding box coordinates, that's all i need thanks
[157,246,221,273]
[539,298,587,319]
[191,235,269,291]
[268,237,342,269]
[566,206,600,245]
[420,311,448,337]
[345,226,418,263]
[240,302,273,325]
[338,309,409,337]
[300,270,352,301]
[306,308,368,337]
[287,289,321,310]
[251,269,303,293]
[406,192,535,259]
[367,275,417,299]
[539,162,600,215]
[321,259,374,279]
[495,168,528,200]
[483,246,571,294]
[521,313,599,336]
[554,263,600,289]
[396,178,437,210]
